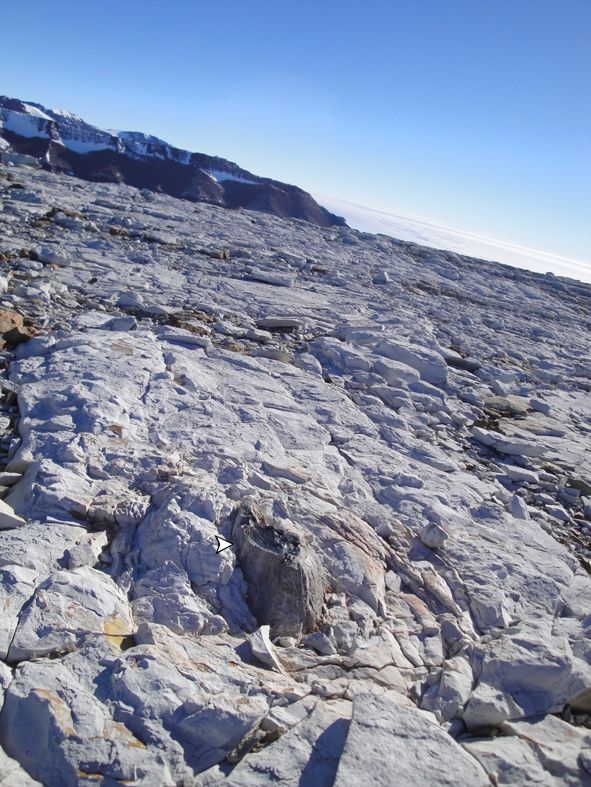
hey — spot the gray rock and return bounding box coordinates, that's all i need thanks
[111,624,273,775]
[101,315,138,331]
[0,564,38,660]
[8,566,134,662]
[303,631,337,656]
[132,561,226,636]
[373,269,390,284]
[333,693,488,786]
[471,426,547,457]
[247,268,295,287]
[0,658,174,786]
[256,317,303,330]
[530,397,551,415]
[567,476,591,496]
[372,358,421,386]
[463,627,591,729]
[0,499,25,530]
[0,522,84,573]
[501,464,539,483]
[209,699,352,786]
[444,353,481,372]
[64,531,108,569]
[375,340,448,386]
[385,570,402,593]
[0,473,22,486]
[464,714,591,786]
[421,655,474,721]
[546,504,569,522]
[509,494,530,520]
[260,695,317,734]
[420,522,449,549]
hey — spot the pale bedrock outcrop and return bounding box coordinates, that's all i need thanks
[7,566,135,662]
[333,693,489,786]
[463,714,591,786]
[374,339,448,386]
[463,620,591,730]
[108,623,301,776]
[0,654,175,786]
[203,698,352,786]
[0,161,590,785]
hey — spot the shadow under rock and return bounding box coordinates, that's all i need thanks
[298,717,351,787]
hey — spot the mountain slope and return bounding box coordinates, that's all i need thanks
[0,96,344,227]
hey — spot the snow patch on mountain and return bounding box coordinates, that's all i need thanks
[0,109,51,139]
[207,168,257,184]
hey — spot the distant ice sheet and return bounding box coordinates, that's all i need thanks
[317,195,591,284]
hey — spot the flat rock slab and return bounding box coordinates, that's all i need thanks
[463,714,591,786]
[0,657,175,787]
[0,499,26,530]
[210,698,352,787]
[7,565,134,662]
[333,693,489,787]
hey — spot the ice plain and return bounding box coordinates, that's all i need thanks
[0,161,590,785]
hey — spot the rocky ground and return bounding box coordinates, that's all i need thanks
[0,159,590,786]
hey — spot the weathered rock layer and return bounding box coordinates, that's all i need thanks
[0,159,590,785]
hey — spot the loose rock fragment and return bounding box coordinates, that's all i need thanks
[248,625,288,674]
[420,522,448,549]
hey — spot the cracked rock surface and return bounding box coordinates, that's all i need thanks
[0,161,590,785]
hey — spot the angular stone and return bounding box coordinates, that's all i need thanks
[501,464,539,484]
[248,625,288,674]
[375,340,448,386]
[509,494,530,520]
[0,499,26,530]
[420,522,448,549]
[421,655,474,721]
[303,631,337,656]
[0,564,38,660]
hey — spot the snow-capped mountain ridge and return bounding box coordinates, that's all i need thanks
[0,96,344,226]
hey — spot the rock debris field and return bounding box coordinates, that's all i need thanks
[0,161,590,786]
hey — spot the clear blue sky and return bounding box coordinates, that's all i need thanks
[2,0,590,263]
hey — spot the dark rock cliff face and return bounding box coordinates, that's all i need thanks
[0,96,345,228]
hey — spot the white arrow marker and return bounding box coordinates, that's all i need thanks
[215,535,233,554]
